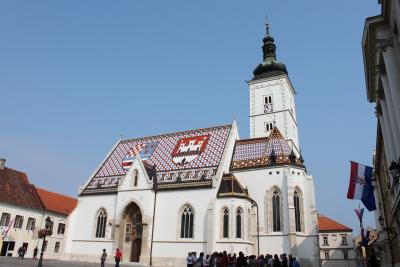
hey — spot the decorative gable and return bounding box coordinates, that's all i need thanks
[217,173,251,200]
[230,127,303,171]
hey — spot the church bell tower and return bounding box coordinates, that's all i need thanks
[248,22,300,154]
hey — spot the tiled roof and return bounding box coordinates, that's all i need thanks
[83,125,232,194]
[217,173,251,200]
[36,188,77,216]
[0,167,43,211]
[318,214,352,232]
[230,127,303,171]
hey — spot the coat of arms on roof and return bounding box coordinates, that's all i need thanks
[171,135,209,165]
[122,142,158,171]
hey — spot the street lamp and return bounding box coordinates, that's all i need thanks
[38,216,53,267]
[378,216,385,228]
[389,157,400,183]
[251,200,260,257]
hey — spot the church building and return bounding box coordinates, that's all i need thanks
[64,25,320,266]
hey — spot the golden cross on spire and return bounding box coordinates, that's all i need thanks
[265,17,270,35]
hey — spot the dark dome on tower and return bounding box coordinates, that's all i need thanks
[252,22,288,80]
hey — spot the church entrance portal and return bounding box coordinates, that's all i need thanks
[122,202,142,262]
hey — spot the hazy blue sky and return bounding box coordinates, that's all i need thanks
[0,1,380,233]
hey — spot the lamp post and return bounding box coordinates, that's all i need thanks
[389,158,400,183]
[38,216,52,267]
[251,200,260,257]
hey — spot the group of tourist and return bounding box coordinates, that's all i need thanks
[186,251,301,267]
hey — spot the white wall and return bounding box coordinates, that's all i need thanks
[233,166,319,263]
[67,194,117,256]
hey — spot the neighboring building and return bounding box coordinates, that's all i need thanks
[362,0,400,266]
[0,160,77,259]
[35,187,77,259]
[65,24,320,266]
[318,214,355,267]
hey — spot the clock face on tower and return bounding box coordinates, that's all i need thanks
[264,102,273,113]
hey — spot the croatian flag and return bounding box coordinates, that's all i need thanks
[1,217,15,238]
[347,161,376,211]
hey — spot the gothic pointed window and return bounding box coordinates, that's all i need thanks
[95,209,107,238]
[272,188,281,232]
[236,208,242,238]
[223,208,229,238]
[180,204,194,238]
[134,169,138,187]
[294,188,303,232]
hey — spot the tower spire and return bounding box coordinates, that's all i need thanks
[252,19,288,77]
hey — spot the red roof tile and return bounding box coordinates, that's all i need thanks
[318,214,352,232]
[0,167,43,211]
[36,188,77,216]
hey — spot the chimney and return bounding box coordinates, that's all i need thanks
[0,158,5,170]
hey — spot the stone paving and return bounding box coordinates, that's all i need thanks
[0,257,149,267]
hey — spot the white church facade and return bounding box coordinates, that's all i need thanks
[64,26,320,267]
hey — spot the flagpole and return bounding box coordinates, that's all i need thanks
[359,202,366,267]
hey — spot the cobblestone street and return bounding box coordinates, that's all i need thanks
[0,257,149,267]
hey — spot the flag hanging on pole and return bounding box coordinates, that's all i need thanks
[1,216,15,239]
[347,161,376,211]
[354,207,365,227]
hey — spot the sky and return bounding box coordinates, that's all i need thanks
[0,1,380,234]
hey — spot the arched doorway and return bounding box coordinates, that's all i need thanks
[122,202,142,262]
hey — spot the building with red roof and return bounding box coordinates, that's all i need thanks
[0,160,77,259]
[318,214,355,267]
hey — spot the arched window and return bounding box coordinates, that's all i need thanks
[272,188,281,232]
[236,208,242,238]
[95,209,107,238]
[223,208,229,238]
[180,204,194,238]
[134,169,138,187]
[294,188,303,232]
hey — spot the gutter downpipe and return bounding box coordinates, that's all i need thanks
[251,200,260,257]
[149,169,157,266]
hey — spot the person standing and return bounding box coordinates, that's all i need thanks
[291,257,300,267]
[17,247,23,259]
[203,254,210,267]
[273,254,281,267]
[281,254,288,267]
[187,252,194,267]
[20,246,26,259]
[33,247,38,260]
[114,248,122,267]
[101,249,107,267]
[198,252,205,267]
[236,252,248,267]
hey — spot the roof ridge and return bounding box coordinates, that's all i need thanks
[1,167,30,183]
[36,187,77,200]
[121,124,232,143]
[318,214,352,231]
[235,136,269,143]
